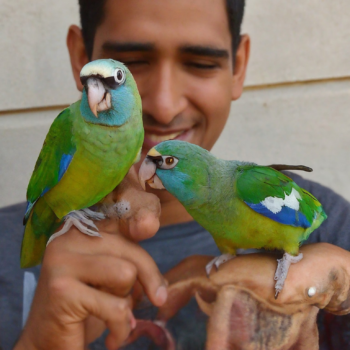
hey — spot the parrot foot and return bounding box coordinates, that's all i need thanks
[80,207,105,221]
[274,252,303,299]
[206,253,235,276]
[46,209,104,246]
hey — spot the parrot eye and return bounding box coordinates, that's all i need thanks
[166,157,174,165]
[114,68,126,85]
[159,156,178,170]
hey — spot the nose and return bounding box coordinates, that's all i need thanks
[141,62,187,125]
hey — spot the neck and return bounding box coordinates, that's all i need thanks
[150,160,243,227]
[200,159,241,207]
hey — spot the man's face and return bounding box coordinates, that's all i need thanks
[88,0,245,157]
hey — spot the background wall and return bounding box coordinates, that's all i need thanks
[1,0,349,207]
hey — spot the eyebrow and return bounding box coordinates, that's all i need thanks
[180,45,229,59]
[101,41,229,59]
[102,41,155,53]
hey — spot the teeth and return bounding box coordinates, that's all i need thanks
[147,131,184,142]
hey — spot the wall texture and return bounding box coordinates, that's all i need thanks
[1,0,349,207]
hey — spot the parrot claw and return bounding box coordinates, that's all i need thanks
[80,208,105,221]
[46,209,104,246]
[274,252,303,296]
[205,253,235,276]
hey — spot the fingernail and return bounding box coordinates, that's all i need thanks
[156,286,168,305]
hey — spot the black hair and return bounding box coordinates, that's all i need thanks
[79,0,245,61]
[79,0,107,60]
[226,0,245,57]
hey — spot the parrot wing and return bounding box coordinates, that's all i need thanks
[235,165,326,229]
[24,107,77,224]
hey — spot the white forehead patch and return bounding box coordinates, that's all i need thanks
[80,59,119,79]
[261,188,301,214]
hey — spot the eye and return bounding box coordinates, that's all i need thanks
[166,157,174,165]
[158,156,178,170]
[186,62,218,70]
[114,68,126,85]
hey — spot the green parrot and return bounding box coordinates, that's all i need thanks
[139,140,327,296]
[21,59,143,268]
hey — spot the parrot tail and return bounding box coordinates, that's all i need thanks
[21,197,62,268]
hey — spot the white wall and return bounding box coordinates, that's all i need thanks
[243,0,350,85]
[0,0,80,110]
[1,0,350,208]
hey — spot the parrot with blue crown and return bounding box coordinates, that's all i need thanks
[21,59,143,268]
[139,140,327,297]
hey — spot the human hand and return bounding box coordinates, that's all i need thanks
[15,167,166,350]
[153,243,350,350]
[99,166,161,241]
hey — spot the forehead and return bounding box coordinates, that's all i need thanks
[95,0,231,51]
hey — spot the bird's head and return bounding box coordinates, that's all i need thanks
[80,59,141,126]
[139,140,213,205]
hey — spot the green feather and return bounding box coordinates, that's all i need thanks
[21,60,143,268]
[235,165,325,225]
[153,140,327,256]
[236,165,292,203]
[25,107,76,219]
[21,198,61,268]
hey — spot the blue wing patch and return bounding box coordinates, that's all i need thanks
[245,202,311,228]
[23,154,73,225]
[58,154,73,181]
[41,186,50,197]
[23,201,36,224]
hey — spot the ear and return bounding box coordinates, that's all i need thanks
[231,34,250,101]
[66,25,89,92]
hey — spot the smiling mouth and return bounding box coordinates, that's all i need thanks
[146,130,185,143]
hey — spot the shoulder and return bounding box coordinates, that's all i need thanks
[285,172,350,249]
[285,172,349,207]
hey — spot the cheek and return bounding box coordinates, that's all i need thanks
[190,75,233,149]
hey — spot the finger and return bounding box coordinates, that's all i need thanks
[114,237,168,307]
[83,232,168,307]
[64,254,137,297]
[84,316,106,345]
[47,227,167,307]
[128,208,160,241]
[72,281,135,349]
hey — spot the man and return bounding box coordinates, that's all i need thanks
[4,0,350,349]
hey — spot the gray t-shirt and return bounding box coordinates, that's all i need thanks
[1,173,350,350]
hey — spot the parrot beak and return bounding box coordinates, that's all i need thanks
[86,78,112,118]
[138,149,165,191]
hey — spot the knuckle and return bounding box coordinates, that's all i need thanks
[118,261,137,285]
[96,257,137,292]
[110,300,129,320]
[47,276,72,299]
